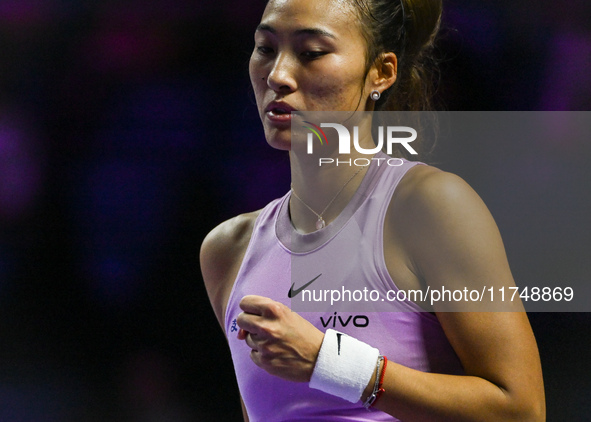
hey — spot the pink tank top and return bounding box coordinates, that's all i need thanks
[225,153,464,421]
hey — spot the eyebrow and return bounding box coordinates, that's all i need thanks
[256,23,336,39]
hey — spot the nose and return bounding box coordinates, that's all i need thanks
[267,53,297,94]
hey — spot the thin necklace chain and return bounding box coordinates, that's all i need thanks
[290,164,368,230]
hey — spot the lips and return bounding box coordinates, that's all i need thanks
[265,101,297,123]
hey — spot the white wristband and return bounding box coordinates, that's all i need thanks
[309,329,380,403]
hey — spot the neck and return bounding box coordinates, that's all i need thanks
[288,131,376,233]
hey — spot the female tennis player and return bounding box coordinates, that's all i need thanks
[201,0,545,420]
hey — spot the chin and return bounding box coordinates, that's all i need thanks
[265,136,292,152]
[264,127,292,151]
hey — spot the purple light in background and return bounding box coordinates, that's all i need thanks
[86,253,140,306]
[0,0,58,26]
[444,4,502,54]
[70,78,208,308]
[0,115,43,221]
[0,370,84,422]
[538,32,591,111]
[76,161,167,306]
[81,1,198,75]
[84,26,172,74]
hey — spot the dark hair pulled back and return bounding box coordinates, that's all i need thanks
[351,0,442,111]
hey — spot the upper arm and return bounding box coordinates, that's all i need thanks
[392,166,545,417]
[200,212,259,331]
[396,167,518,311]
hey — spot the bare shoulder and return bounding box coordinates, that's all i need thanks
[393,164,482,212]
[391,164,495,242]
[388,164,512,295]
[383,165,490,302]
[200,210,261,329]
[200,210,261,272]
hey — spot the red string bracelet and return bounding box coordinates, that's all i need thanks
[363,355,388,410]
[371,355,388,408]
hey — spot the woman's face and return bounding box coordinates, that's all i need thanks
[249,0,373,150]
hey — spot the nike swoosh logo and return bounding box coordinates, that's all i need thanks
[288,273,322,298]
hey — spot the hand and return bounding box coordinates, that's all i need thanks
[236,295,325,383]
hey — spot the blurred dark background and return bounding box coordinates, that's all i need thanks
[0,0,589,420]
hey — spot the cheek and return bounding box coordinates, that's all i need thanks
[303,72,364,110]
[249,53,262,77]
[249,57,267,105]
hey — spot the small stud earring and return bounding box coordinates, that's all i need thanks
[370,90,381,101]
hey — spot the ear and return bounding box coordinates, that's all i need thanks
[368,52,398,93]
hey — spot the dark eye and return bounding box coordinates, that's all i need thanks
[256,46,274,55]
[301,51,326,60]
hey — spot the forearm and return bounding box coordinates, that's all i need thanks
[362,362,545,422]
